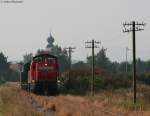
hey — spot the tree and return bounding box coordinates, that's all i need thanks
[0,52,20,82]
[23,53,33,63]
[58,49,69,72]
[0,52,9,80]
[136,58,145,73]
[51,45,62,55]
[45,33,69,72]
[37,49,44,54]
[96,47,109,70]
[108,62,119,73]
[46,33,54,49]
[117,62,127,72]
[87,56,96,66]
[0,52,9,71]
[86,47,110,71]
[72,61,86,70]
[145,60,150,72]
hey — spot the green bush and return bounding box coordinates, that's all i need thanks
[95,76,105,90]
[65,76,91,94]
[137,72,150,85]
[7,69,20,82]
[63,68,133,94]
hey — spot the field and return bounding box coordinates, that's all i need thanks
[0,82,150,116]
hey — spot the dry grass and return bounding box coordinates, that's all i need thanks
[1,83,150,116]
[29,84,150,116]
[31,94,122,116]
[0,86,42,116]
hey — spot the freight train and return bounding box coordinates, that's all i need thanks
[20,53,59,94]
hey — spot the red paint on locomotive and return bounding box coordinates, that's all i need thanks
[29,54,59,83]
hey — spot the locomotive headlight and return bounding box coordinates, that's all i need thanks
[45,63,47,66]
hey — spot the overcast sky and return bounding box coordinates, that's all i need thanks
[0,0,150,62]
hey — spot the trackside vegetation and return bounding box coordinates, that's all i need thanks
[0,86,42,116]
[0,52,20,83]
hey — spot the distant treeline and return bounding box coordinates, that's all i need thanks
[1,33,150,87]
[0,52,20,83]
[67,48,150,93]
[23,34,150,74]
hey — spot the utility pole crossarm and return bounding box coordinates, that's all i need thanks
[85,41,92,43]
[123,21,146,27]
[123,28,144,33]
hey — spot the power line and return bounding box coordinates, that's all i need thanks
[85,40,100,96]
[123,21,146,104]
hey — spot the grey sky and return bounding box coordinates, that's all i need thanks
[0,0,150,62]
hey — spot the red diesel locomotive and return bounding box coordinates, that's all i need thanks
[21,53,59,94]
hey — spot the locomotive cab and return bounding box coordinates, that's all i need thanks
[29,53,59,94]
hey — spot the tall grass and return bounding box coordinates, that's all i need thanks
[87,85,150,111]
[0,86,42,116]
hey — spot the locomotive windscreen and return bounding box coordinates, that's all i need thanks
[33,54,57,60]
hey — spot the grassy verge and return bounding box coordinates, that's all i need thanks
[87,84,150,111]
[0,86,42,116]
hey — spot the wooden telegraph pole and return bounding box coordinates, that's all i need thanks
[65,47,76,80]
[85,40,100,96]
[123,21,146,104]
